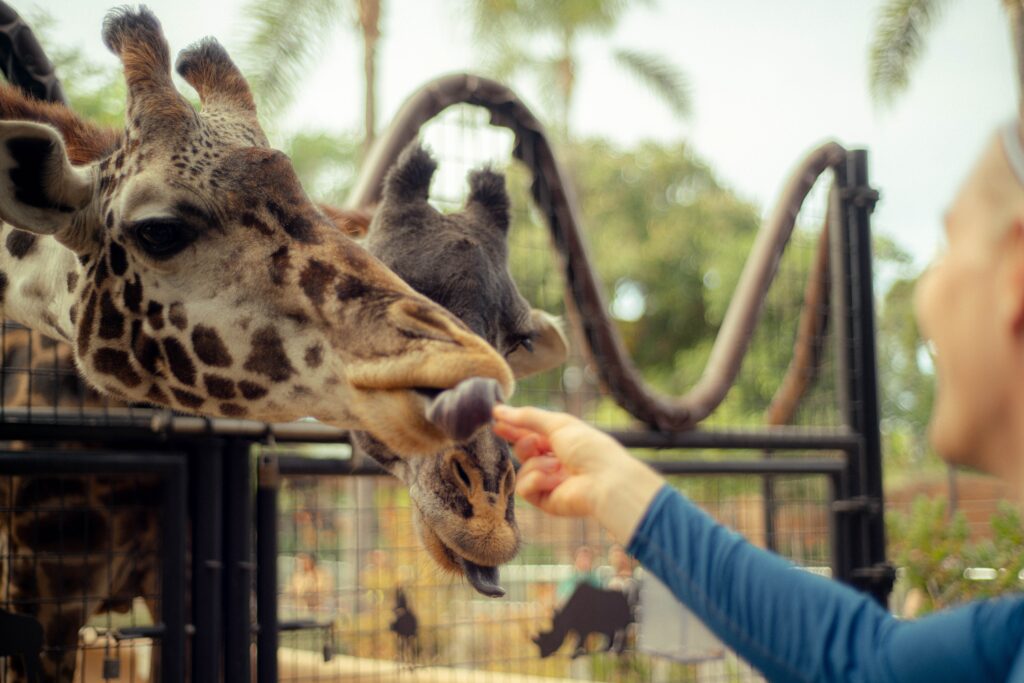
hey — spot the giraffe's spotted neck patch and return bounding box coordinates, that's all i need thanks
[93,348,141,388]
[168,302,188,330]
[243,326,295,382]
[108,241,128,276]
[97,291,125,340]
[191,325,232,367]
[161,337,196,386]
[5,230,38,259]
[203,373,236,399]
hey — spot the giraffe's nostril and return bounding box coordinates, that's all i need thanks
[453,459,472,488]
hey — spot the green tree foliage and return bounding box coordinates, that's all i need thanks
[888,496,1024,613]
[26,10,125,127]
[869,0,1024,105]
[237,0,382,153]
[467,0,691,137]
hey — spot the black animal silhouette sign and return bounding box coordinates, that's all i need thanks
[533,583,634,658]
[389,588,419,664]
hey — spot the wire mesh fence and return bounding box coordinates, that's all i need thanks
[272,463,835,683]
[0,469,165,683]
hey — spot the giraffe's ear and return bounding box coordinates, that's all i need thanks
[507,310,569,379]
[0,121,95,238]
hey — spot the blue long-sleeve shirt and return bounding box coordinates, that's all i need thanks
[626,485,1024,682]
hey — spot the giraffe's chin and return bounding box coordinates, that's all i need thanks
[413,505,506,598]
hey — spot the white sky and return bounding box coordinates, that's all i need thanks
[38,1,1015,267]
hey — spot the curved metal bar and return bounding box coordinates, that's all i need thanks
[0,2,66,104]
[351,73,847,431]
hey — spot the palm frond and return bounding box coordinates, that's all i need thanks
[613,48,692,120]
[868,0,951,106]
[236,0,344,121]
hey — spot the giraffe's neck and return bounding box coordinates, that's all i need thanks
[0,225,81,344]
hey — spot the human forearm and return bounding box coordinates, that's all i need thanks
[627,486,1024,682]
[593,455,664,544]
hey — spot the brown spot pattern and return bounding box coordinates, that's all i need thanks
[168,302,188,330]
[269,245,289,286]
[242,326,295,382]
[203,373,236,399]
[304,343,323,368]
[5,230,37,259]
[238,380,268,400]
[97,291,125,340]
[162,337,196,386]
[172,387,205,409]
[123,275,143,313]
[77,290,98,357]
[130,319,162,375]
[299,259,337,307]
[66,271,79,292]
[219,402,247,417]
[146,384,169,405]
[146,300,165,330]
[108,241,128,276]
[192,325,232,367]
[241,211,274,236]
[93,348,141,387]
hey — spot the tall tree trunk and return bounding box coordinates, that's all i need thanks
[358,0,381,158]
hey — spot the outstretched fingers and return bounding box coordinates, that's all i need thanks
[494,405,572,434]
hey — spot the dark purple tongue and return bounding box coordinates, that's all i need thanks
[425,377,504,443]
[461,559,505,598]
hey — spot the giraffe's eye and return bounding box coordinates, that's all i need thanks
[131,218,195,259]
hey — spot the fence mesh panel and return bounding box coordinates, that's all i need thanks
[0,470,163,683]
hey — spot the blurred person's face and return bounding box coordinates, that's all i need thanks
[575,548,593,571]
[915,127,1024,478]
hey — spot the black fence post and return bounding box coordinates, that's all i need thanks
[191,440,223,683]
[256,451,279,683]
[160,455,187,682]
[223,439,254,683]
[833,149,895,606]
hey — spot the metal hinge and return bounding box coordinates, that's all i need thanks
[831,495,881,515]
[841,186,880,212]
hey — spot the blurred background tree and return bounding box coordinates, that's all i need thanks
[869,0,1024,105]
[237,0,382,157]
[466,0,691,138]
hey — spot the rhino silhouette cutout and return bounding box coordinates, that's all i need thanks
[534,583,634,658]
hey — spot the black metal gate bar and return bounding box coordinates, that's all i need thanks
[223,439,254,683]
[256,452,279,683]
[190,440,224,683]
[833,149,893,604]
[161,452,187,682]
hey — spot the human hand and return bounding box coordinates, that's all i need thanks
[492,405,664,542]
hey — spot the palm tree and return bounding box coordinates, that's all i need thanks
[237,0,382,155]
[869,0,1024,106]
[467,0,692,138]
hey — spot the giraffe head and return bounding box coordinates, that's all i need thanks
[0,7,515,456]
[354,144,569,595]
